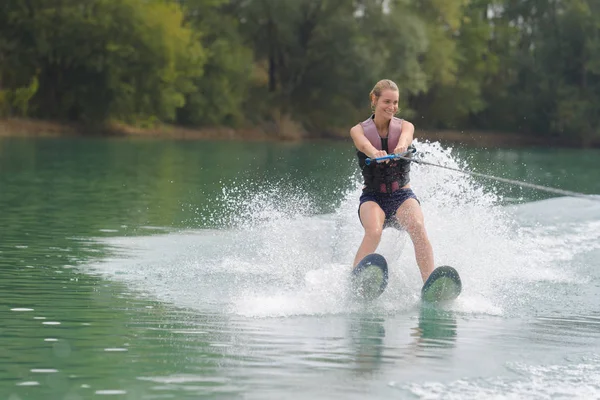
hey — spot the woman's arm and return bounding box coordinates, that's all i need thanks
[350,124,387,159]
[393,120,415,154]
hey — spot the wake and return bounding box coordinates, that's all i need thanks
[82,141,595,318]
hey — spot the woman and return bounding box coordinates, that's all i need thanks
[350,79,434,283]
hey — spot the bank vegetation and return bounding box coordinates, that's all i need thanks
[1,0,599,146]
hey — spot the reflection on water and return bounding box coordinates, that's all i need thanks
[349,317,386,376]
[413,306,458,353]
[348,307,458,377]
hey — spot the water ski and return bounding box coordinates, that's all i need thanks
[351,253,388,300]
[421,266,462,303]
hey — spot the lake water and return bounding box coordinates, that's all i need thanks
[1,137,600,399]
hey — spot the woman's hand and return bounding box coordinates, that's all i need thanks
[393,145,407,155]
[371,149,388,163]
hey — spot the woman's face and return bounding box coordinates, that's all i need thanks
[372,89,399,118]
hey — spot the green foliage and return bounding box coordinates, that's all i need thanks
[178,0,253,127]
[359,0,429,108]
[0,75,39,118]
[1,0,600,144]
[102,0,206,124]
[232,0,365,129]
[1,0,206,124]
[0,91,8,117]
[230,0,429,131]
[406,0,497,128]
[472,0,600,144]
[13,75,39,117]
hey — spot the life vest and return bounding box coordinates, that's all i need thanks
[357,115,412,193]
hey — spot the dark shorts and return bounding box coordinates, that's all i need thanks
[358,188,419,228]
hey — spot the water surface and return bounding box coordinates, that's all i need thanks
[1,137,600,399]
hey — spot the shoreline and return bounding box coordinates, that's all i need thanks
[0,117,580,148]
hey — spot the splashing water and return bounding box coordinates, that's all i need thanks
[86,141,600,318]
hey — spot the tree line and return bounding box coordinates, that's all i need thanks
[1,0,598,145]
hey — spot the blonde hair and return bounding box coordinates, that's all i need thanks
[370,79,399,111]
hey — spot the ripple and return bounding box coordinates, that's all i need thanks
[95,390,127,395]
[16,381,40,386]
[42,321,61,325]
[138,375,230,384]
[395,355,600,399]
[10,308,34,312]
[30,369,58,373]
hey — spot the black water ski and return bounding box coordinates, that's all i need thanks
[421,266,462,303]
[351,253,388,300]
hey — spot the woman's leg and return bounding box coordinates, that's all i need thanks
[353,201,386,268]
[395,199,434,282]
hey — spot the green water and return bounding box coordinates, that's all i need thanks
[1,137,600,399]
[1,137,357,399]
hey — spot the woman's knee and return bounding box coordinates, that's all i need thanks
[404,216,426,235]
[363,226,383,240]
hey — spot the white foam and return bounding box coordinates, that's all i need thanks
[82,141,599,318]
[397,355,600,399]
